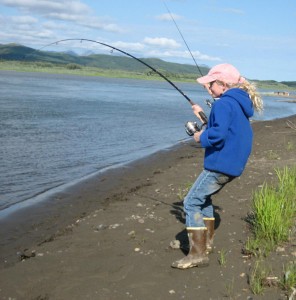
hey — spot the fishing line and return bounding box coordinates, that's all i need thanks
[28,38,207,124]
[162,1,204,77]
[163,1,215,108]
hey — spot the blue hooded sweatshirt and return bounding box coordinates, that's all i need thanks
[200,88,254,177]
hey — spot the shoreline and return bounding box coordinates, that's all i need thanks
[0,139,200,267]
[1,111,294,221]
[0,139,191,220]
[0,114,296,299]
[1,115,295,267]
[1,68,296,91]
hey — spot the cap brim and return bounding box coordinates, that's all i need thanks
[196,75,216,84]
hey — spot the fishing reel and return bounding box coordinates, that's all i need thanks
[185,110,208,136]
[185,121,202,136]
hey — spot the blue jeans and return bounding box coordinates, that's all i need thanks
[184,169,234,228]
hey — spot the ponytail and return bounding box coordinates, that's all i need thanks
[239,80,263,113]
[225,80,263,113]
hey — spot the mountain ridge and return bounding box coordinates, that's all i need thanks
[0,43,295,87]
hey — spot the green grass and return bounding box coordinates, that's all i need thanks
[177,182,193,200]
[249,260,268,295]
[280,262,296,292]
[218,248,228,266]
[246,166,296,255]
[0,60,198,82]
[286,141,295,151]
[1,60,296,90]
[266,150,280,160]
[244,166,296,295]
[224,277,235,299]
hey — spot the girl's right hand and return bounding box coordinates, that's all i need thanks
[192,104,204,121]
[193,130,203,143]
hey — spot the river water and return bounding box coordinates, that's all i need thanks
[1,71,295,216]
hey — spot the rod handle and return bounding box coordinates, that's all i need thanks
[199,111,208,124]
[189,99,208,124]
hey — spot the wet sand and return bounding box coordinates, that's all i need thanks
[0,115,296,300]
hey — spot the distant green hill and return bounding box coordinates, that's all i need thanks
[0,43,208,76]
[0,43,295,89]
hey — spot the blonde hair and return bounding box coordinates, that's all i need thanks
[219,80,264,113]
[239,80,263,113]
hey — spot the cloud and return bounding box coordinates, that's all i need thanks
[222,8,244,14]
[0,1,223,64]
[0,0,91,15]
[111,41,145,52]
[11,15,38,24]
[0,0,123,33]
[146,49,221,62]
[156,13,182,21]
[143,37,181,48]
[207,5,244,15]
[76,17,123,33]
[70,39,221,63]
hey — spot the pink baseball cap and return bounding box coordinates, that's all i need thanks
[197,63,245,84]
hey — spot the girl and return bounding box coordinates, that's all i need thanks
[172,63,263,269]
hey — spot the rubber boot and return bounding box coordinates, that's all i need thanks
[203,217,215,253]
[171,227,209,269]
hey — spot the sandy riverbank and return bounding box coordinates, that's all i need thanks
[0,115,296,300]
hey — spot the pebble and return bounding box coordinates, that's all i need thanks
[95,224,108,231]
[276,246,285,252]
[109,223,122,229]
[17,250,36,260]
[128,230,136,236]
[170,240,181,249]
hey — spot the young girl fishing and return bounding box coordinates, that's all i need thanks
[172,63,263,269]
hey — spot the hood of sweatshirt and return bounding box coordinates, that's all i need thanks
[223,88,254,118]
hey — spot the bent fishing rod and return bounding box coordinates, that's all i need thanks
[29,38,207,124]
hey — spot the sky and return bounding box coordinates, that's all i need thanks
[0,0,295,82]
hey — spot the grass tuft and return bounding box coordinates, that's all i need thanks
[280,261,296,293]
[245,166,296,295]
[246,167,296,255]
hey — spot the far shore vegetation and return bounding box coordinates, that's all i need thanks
[0,60,198,82]
[1,60,295,91]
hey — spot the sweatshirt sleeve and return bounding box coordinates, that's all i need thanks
[200,101,233,149]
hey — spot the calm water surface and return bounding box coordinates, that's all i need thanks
[0,71,295,216]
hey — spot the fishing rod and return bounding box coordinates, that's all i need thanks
[29,38,207,124]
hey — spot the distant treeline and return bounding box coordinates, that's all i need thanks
[0,43,207,78]
[0,43,295,88]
